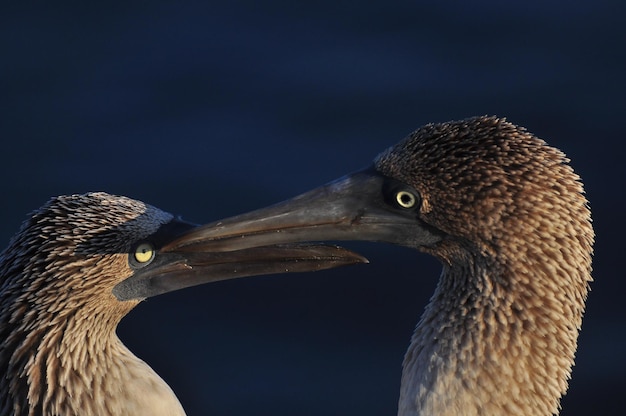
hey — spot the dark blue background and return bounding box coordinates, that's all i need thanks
[2,1,624,414]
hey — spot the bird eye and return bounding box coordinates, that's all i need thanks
[134,242,155,264]
[396,191,417,208]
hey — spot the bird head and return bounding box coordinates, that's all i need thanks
[177,116,593,277]
[0,192,365,324]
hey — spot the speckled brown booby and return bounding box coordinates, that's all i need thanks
[0,192,365,416]
[186,116,594,415]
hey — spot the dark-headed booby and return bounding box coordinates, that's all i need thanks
[184,116,594,415]
[0,192,365,415]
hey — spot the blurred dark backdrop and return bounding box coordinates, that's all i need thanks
[1,1,624,415]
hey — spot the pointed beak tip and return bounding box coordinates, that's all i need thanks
[345,250,369,265]
[346,255,369,266]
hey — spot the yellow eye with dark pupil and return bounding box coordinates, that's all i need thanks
[134,243,155,263]
[396,191,416,208]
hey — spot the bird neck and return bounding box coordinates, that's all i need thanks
[398,254,588,416]
[0,302,186,416]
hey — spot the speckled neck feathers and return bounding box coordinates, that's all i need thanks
[0,193,184,416]
[375,116,594,415]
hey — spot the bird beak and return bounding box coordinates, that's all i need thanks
[113,213,368,302]
[161,168,443,263]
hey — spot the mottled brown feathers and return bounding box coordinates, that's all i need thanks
[0,193,182,416]
[376,116,593,415]
[0,117,594,416]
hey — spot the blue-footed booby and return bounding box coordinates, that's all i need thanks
[0,192,365,415]
[185,116,594,415]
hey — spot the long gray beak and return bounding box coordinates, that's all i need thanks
[113,207,368,302]
[166,168,443,258]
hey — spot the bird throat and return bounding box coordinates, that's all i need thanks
[398,258,579,416]
[2,306,185,416]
